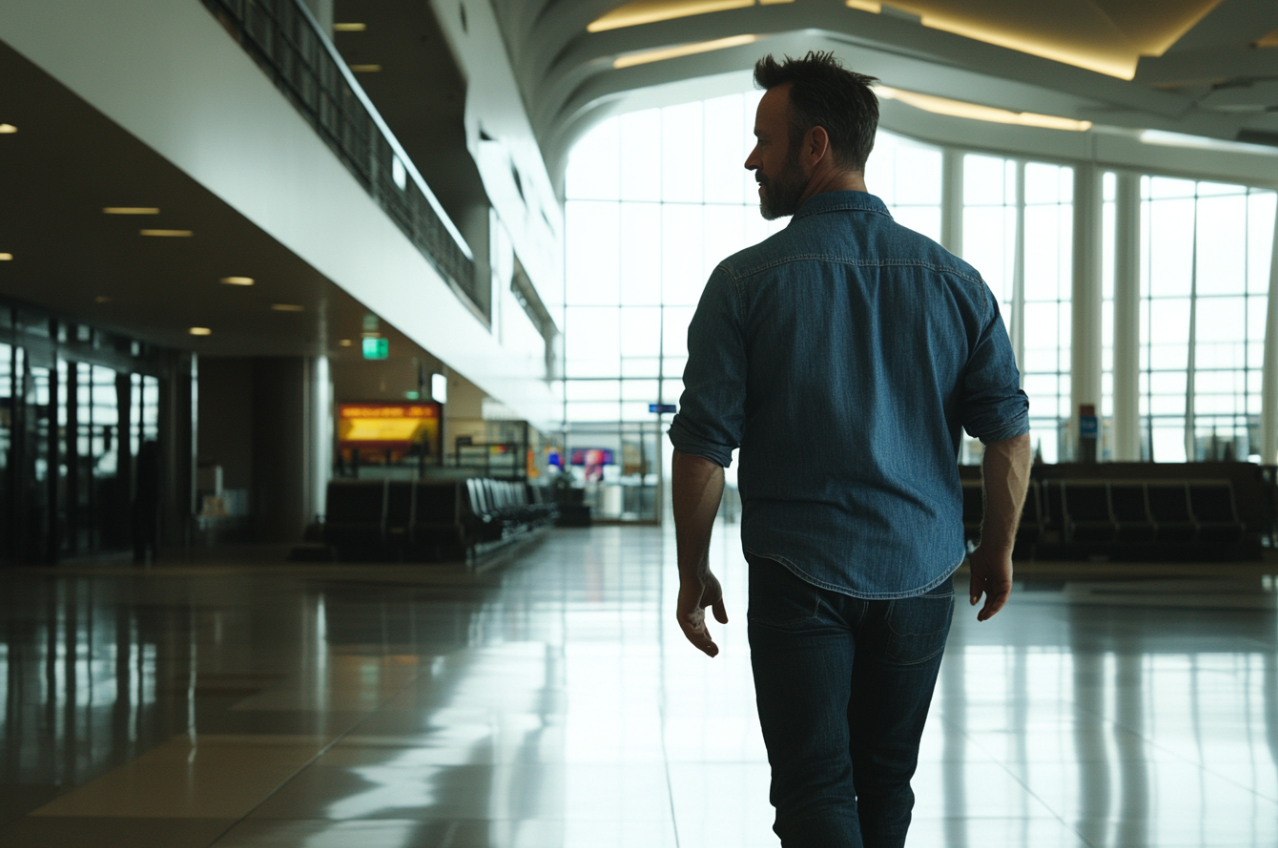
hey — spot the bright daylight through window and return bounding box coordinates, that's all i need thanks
[563,91,1277,475]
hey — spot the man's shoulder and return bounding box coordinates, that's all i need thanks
[720,206,985,289]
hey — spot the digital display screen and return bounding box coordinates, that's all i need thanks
[569,448,615,466]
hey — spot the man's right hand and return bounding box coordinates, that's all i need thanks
[677,572,729,657]
[968,546,1012,621]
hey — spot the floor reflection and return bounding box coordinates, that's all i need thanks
[0,531,1275,846]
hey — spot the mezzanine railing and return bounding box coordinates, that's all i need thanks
[199,0,485,317]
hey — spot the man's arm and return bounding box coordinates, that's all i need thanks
[672,449,728,657]
[968,433,1032,621]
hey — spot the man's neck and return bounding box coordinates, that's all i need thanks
[797,169,867,207]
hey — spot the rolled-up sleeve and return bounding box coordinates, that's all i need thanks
[668,267,746,467]
[961,285,1030,444]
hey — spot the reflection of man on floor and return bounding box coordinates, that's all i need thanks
[668,52,1032,848]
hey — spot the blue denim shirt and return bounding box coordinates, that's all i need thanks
[668,191,1029,599]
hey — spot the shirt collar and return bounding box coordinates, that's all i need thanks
[791,191,891,222]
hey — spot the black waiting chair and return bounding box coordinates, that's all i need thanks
[325,480,388,552]
[1147,483,1197,544]
[1188,482,1245,544]
[1110,483,1156,543]
[1062,482,1117,542]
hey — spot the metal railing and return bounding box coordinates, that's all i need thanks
[200,0,484,317]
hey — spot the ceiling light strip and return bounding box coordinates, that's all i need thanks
[876,86,1091,132]
[590,0,754,32]
[614,34,759,69]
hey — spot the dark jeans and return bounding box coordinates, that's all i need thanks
[747,555,954,848]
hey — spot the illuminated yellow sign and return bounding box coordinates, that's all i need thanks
[337,403,441,460]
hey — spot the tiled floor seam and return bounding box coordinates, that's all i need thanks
[201,669,430,847]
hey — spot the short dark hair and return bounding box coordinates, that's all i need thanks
[753,52,879,172]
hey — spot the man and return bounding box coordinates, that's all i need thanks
[667,52,1031,848]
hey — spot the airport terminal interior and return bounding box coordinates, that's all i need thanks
[2,0,1278,845]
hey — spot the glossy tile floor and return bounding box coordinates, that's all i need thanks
[2,524,1278,847]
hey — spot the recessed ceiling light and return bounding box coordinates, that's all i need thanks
[95,295,112,303]
[220,276,254,286]
[271,303,304,312]
[0,124,15,134]
[140,229,193,237]
[189,327,212,336]
[348,64,382,73]
[103,207,159,215]
[339,339,353,347]
[334,22,366,31]
[0,253,11,261]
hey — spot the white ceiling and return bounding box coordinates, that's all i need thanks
[485,0,1278,183]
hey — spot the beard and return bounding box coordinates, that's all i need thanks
[757,150,809,220]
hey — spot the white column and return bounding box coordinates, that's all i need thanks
[1070,163,1104,462]
[1113,172,1142,460]
[1012,161,1026,374]
[1261,210,1278,464]
[941,149,965,257]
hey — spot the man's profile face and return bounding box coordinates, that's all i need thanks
[745,84,809,220]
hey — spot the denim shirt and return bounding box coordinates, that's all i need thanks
[668,191,1029,599]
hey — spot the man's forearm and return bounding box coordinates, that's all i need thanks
[672,450,725,582]
[979,433,1032,554]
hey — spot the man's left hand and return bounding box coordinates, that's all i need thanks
[677,572,729,657]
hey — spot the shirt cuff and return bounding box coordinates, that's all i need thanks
[668,415,735,467]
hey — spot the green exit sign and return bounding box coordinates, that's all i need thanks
[362,337,389,359]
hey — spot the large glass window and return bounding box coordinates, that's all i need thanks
[564,92,1278,475]
[1140,179,1275,461]
[865,131,942,241]
[1021,164,1074,463]
[563,93,786,430]
[962,154,1018,327]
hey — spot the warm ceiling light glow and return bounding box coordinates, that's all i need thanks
[140,229,193,237]
[590,0,752,32]
[361,331,382,338]
[188,327,212,336]
[271,303,304,312]
[1258,27,1278,48]
[220,276,254,286]
[0,124,15,134]
[0,253,12,261]
[339,339,353,347]
[614,34,758,68]
[843,0,1220,80]
[334,22,366,31]
[876,86,1092,131]
[103,207,159,215]
[348,64,382,73]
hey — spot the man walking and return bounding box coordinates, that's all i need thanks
[668,52,1031,848]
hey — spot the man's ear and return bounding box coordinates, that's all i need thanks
[805,125,831,167]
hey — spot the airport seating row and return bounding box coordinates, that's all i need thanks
[324,478,556,561]
[963,477,1253,560]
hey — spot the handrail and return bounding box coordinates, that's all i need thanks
[199,0,485,317]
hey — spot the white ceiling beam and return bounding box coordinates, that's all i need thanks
[1134,46,1278,85]
[1164,0,1278,53]
[535,7,1198,148]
